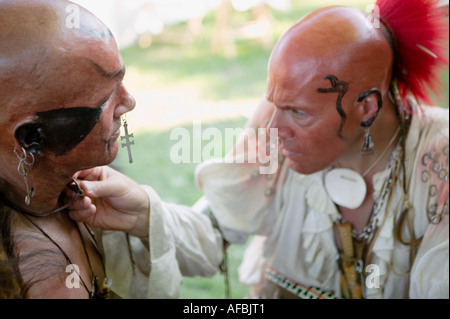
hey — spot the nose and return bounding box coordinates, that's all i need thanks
[267,108,294,140]
[114,84,136,118]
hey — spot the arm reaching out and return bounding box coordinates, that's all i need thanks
[66,166,150,238]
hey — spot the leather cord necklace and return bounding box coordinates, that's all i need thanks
[22,214,111,299]
[325,128,400,210]
[6,179,112,298]
[1,179,85,219]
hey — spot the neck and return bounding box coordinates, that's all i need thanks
[2,162,77,218]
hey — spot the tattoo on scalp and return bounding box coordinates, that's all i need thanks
[317,75,349,137]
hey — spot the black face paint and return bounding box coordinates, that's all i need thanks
[30,105,103,156]
[317,75,349,138]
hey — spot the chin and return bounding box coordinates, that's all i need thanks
[104,141,119,164]
[287,158,321,175]
[87,141,119,168]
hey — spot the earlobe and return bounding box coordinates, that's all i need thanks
[358,89,383,127]
[14,122,45,155]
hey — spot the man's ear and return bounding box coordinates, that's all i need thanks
[357,89,383,127]
[14,122,45,155]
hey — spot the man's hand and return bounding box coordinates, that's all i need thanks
[66,166,150,238]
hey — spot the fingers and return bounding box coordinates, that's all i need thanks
[67,195,96,221]
[79,180,106,198]
[79,178,124,199]
[68,205,96,222]
[69,195,92,210]
[74,166,106,181]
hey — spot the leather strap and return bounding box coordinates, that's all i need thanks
[337,222,363,299]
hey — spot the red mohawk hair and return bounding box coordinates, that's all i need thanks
[375,0,449,106]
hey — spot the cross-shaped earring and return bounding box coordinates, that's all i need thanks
[121,115,135,164]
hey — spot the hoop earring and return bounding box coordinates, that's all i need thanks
[14,147,36,205]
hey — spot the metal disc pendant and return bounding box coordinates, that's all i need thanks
[324,168,367,209]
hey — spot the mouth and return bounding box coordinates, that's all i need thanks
[281,146,302,159]
[110,125,122,140]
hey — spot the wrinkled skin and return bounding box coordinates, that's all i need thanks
[0,0,136,298]
[0,0,135,216]
[261,7,401,231]
[267,6,397,175]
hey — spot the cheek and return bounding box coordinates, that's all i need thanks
[74,112,116,155]
[67,129,118,168]
[288,126,346,173]
[292,123,333,150]
[93,105,116,137]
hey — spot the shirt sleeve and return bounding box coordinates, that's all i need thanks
[195,128,288,244]
[102,185,223,299]
[408,106,449,299]
[410,214,449,298]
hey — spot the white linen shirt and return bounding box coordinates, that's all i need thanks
[101,104,448,299]
[196,104,449,299]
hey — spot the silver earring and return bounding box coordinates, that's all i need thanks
[14,147,35,205]
[360,127,375,157]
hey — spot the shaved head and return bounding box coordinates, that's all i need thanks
[0,0,115,121]
[266,6,398,174]
[268,6,393,105]
[0,0,135,213]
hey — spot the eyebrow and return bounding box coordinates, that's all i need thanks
[90,60,126,80]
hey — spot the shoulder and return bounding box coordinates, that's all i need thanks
[415,104,449,135]
[405,105,448,226]
[407,105,448,177]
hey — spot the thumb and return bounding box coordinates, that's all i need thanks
[80,179,118,199]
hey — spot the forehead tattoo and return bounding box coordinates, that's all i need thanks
[317,75,349,138]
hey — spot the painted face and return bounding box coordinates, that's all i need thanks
[26,38,136,169]
[55,62,134,169]
[22,105,104,156]
[266,70,361,175]
[264,7,393,175]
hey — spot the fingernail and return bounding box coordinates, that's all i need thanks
[81,182,91,194]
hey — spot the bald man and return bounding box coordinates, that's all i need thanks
[196,3,449,298]
[0,0,150,298]
[68,0,449,299]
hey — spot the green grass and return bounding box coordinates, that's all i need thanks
[112,118,247,206]
[111,118,251,299]
[120,0,449,109]
[113,0,449,299]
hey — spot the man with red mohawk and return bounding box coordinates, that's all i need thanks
[69,0,449,298]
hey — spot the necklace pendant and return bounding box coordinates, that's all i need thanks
[99,277,113,299]
[325,168,367,209]
[90,274,98,299]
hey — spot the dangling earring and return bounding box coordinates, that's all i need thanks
[120,115,135,164]
[360,127,375,157]
[14,147,36,205]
